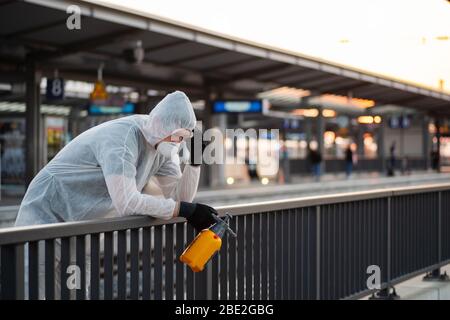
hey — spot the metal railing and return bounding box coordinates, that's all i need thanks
[1,183,450,300]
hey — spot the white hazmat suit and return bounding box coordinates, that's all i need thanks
[15,91,200,227]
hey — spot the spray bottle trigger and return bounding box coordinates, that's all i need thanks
[211,213,237,238]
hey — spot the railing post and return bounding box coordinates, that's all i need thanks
[194,265,208,299]
[387,196,391,287]
[369,196,400,300]
[316,205,321,300]
[438,191,442,263]
[206,263,213,300]
[422,191,449,282]
[1,244,24,300]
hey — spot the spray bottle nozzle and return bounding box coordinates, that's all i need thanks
[211,213,237,238]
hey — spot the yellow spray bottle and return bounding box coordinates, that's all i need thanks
[180,213,236,272]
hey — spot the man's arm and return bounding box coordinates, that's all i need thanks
[97,128,178,220]
[154,161,201,203]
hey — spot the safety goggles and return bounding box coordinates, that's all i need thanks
[169,128,194,142]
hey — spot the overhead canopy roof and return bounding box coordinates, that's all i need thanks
[1,0,450,113]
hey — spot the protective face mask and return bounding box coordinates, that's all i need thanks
[179,141,191,164]
[157,141,180,162]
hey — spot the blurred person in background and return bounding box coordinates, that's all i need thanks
[345,144,355,178]
[387,141,396,177]
[308,141,322,181]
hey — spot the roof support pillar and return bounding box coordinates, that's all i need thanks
[356,123,365,157]
[25,59,42,186]
[316,107,325,175]
[205,89,226,188]
[435,117,442,172]
[422,115,430,170]
[378,118,386,173]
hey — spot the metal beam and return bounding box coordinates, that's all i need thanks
[0,70,26,83]
[321,81,369,95]
[230,63,290,81]
[296,75,342,90]
[42,66,204,93]
[258,68,316,82]
[368,91,412,102]
[405,97,449,107]
[426,101,450,108]
[144,40,188,53]
[4,31,221,91]
[282,72,330,87]
[213,67,320,89]
[90,47,214,80]
[0,34,56,53]
[4,19,67,38]
[166,48,224,65]
[38,44,234,92]
[31,27,142,61]
[381,95,425,106]
[353,85,394,97]
[201,56,256,72]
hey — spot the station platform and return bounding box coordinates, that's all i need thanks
[196,170,450,206]
[361,263,450,300]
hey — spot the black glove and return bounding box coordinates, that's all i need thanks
[179,202,217,232]
[189,128,207,166]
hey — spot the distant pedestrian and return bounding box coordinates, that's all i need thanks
[308,142,322,181]
[345,145,354,178]
[387,142,396,177]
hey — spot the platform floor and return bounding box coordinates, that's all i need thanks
[361,264,450,300]
[196,170,450,206]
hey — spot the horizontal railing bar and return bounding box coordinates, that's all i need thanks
[0,216,184,245]
[217,189,392,215]
[390,184,450,196]
[1,182,450,246]
[217,182,450,215]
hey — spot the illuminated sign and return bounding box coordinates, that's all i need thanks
[88,102,135,115]
[46,78,65,100]
[89,85,134,115]
[90,81,108,102]
[389,115,410,129]
[213,100,262,113]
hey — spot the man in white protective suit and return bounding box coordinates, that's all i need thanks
[15,91,217,299]
[16,90,217,229]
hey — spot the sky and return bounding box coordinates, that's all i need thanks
[89,0,450,92]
